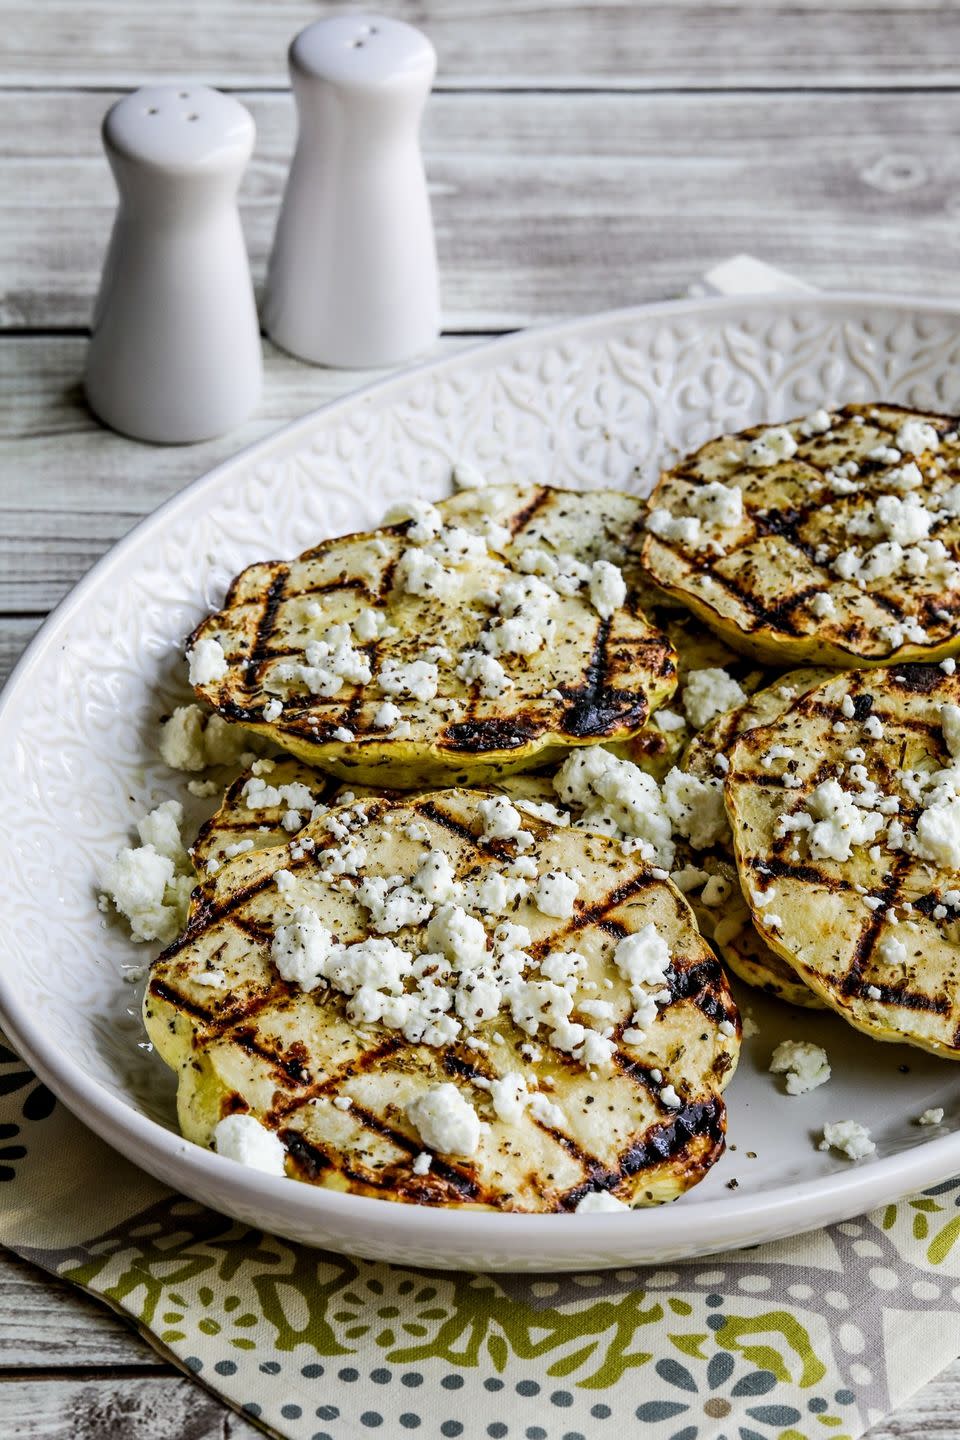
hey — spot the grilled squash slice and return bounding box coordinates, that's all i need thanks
[681,668,832,1010]
[641,405,960,667]
[193,667,825,1011]
[726,664,960,1058]
[192,758,345,872]
[148,789,739,1210]
[187,484,677,788]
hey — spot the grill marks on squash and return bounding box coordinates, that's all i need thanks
[146,789,739,1211]
[641,403,960,664]
[186,484,677,781]
[726,666,960,1057]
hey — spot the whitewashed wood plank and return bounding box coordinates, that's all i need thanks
[3,1,960,90]
[0,619,41,682]
[4,88,960,332]
[0,334,474,613]
[0,1250,159,1368]
[0,1375,260,1438]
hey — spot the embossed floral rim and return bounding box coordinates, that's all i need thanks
[3,292,960,1272]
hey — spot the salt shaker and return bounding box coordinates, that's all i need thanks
[85,85,262,444]
[264,15,440,369]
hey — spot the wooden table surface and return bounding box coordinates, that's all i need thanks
[4,2,960,1434]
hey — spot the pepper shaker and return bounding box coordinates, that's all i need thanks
[85,85,262,444]
[264,15,440,369]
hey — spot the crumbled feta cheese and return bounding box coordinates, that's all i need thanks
[800,408,832,437]
[426,903,488,968]
[478,796,529,843]
[487,1072,530,1125]
[159,703,251,772]
[918,1108,944,1126]
[811,592,836,619]
[799,778,885,861]
[659,1084,682,1109]
[746,426,798,468]
[941,703,960,760]
[187,778,219,798]
[187,636,228,686]
[213,1113,287,1175]
[652,708,686,733]
[942,658,957,675]
[896,419,940,456]
[269,627,373,698]
[241,776,315,814]
[413,849,458,904]
[395,545,459,600]
[456,650,512,699]
[683,668,747,730]
[701,874,732,907]
[915,793,960,868]
[373,700,402,729]
[819,1120,875,1160]
[271,906,337,991]
[355,875,432,934]
[554,747,675,867]
[100,801,193,944]
[352,606,388,642]
[769,1040,831,1095]
[262,697,283,722]
[863,714,884,740]
[534,869,579,918]
[406,1085,480,1156]
[481,575,557,658]
[687,480,743,528]
[885,461,923,492]
[645,508,702,548]
[614,924,671,993]
[574,1189,629,1213]
[452,461,487,491]
[412,1150,432,1174]
[875,493,935,545]
[527,1093,566,1129]
[377,658,439,702]
[158,704,208,772]
[588,560,627,619]
[382,497,443,541]
[880,933,903,967]
[662,768,729,850]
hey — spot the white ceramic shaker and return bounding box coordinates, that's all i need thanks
[264,14,440,368]
[85,85,262,444]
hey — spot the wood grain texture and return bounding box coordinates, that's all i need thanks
[3,0,960,90]
[0,619,40,681]
[0,336,473,612]
[0,1250,157,1369]
[0,1375,261,1439]
[4,88,960,332]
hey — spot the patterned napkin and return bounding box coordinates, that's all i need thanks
[2,1033,960,1440]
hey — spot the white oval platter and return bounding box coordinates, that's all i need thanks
[3,293,960,1273]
